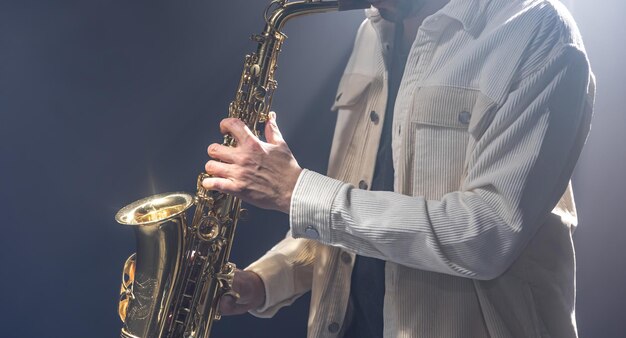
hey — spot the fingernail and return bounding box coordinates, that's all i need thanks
[209,144,218,154]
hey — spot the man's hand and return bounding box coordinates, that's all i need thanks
[202,112,302,213]
[219,270,266,316]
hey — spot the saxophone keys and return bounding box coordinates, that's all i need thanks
[118,254,137,321]
[197,215,221,241]
[250,34,265,43]
[215,262,238,291]
[250,64,261,77]
[238,208,249,221]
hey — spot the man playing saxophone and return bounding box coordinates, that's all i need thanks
[202,0,595,337]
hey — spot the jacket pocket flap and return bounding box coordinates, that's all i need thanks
[331,73,374,111]
[412,86,480,129]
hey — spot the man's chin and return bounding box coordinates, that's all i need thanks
[376,8,404,22]
[372,0,418,22]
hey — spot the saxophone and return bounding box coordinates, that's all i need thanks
[114,1,369,337]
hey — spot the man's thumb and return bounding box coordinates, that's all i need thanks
[264,111,284,145]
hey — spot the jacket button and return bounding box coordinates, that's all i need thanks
[304,225,319,239]
[370,110,380,125]
[328,322,340,333]
[358,180,369,190]
[458,111,471,124]
[341,251,352,264]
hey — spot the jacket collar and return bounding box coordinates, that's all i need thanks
[365,0,491,32]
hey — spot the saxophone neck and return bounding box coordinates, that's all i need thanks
[264,1,340,32]
[264,0,369,32]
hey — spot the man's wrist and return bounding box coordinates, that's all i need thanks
[247,270,266,310]
[279,166,303,214]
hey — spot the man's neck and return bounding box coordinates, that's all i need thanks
[400,0,450,50]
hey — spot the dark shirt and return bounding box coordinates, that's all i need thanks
[344,24,409,338]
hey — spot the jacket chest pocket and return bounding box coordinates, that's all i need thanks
[403,86,492,199]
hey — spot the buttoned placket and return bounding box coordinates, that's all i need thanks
[321,244,357,337]
[353,81,388,196]
[355,22,397,195]
[329,24,393,337]
[339,81,387,337]
[355,101,385,193]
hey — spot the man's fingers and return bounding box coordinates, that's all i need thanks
[220,118,255,144]
[218,294,249,315]
[202,177,240,194]
[207,143,236,163]
[204,160,235,178]
[264,111,284,145]
[218,294,254,316]
[219,294,237,313]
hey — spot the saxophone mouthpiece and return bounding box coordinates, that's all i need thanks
[338,0,371,11]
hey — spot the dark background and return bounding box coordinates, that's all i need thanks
[0,0,624,337]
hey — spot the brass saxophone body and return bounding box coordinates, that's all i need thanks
[114,1,369,337]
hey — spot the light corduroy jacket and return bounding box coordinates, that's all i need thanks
[247,0,595,337]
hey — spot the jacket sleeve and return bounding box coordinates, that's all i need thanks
[245,233,318,317]
[289,44,595,280]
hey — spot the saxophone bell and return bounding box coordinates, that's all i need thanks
[116,192,194,338]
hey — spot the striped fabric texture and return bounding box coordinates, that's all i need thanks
[246,0,595,337]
